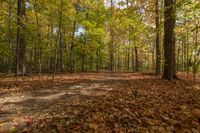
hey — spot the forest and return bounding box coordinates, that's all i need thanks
[0,0,200,132]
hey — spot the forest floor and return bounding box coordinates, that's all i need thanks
[0,72,200,133]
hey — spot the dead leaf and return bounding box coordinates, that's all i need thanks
[89,123,98,130]
[57,124,65,133]
[192,109,200,116]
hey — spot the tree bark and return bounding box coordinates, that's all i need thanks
[135,46,139,72]
[193,24,199,82]
[8,0,12,73]
[131,47,135,72]
[59,0,64,72]
[69,21,76,73]
[53,0,62,80]
[163,0,175,80]
[109,0,114,71]
[155,0,161,74]
[34,0,42,77]
[16,0,26,76]
[186,29,189,77]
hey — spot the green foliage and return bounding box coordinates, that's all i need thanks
[0,0,199,72]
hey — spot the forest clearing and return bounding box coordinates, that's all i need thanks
[0,73,200,132]
[1,0,200,132]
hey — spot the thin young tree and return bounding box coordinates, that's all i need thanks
[33,0,42,78]
[155,0,161,74]
[8,0,12,73]
[193,23,199,82]
[109,0,114,71]
[59,0,64,72]
[53,0,63,80]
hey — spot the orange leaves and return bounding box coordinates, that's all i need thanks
[88,122,98,130]
[23,115,33,125]
[56,124,66,133]
[0,73,200,132]
[192,109,200,117]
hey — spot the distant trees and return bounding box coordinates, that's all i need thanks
[0,0,199,80]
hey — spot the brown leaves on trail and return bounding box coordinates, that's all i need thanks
[0,73,200,132]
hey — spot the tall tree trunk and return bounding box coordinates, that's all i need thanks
[59,0,64,72]
[155,0,161,74]
[60,29,64,72]
[173,0,178,79]
[193,24,199,82]
[53,30,60,80]
[183,36,186,71]
[16,0,26,77]
[131,47,135,72]
[109,31,114,71]
[82,13,89,72]
[127,48,130,71]
[69,21,76,73]
[34,0,42,77]
[177,41,181,71]
[109,0,114,71]
[135,46,139,72]
[163,0,175,80]
[69,1,79,73]
[173,36,178,79]
[181,37,184,71]
[151,42,155,70]
[186,29,189,77]
[96,51,99,71]
[53,0,62,80]
[8,0,12,73]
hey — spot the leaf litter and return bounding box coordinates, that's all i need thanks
[0,72,200,132]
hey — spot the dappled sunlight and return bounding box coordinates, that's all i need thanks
[37,92,67,100]
[0,0,200,131]
[1,73,120,131]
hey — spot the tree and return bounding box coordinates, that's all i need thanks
[33,0,42,77]
[16,0,26,76]
[162,0,176,80]
[0,0,199,76]
[8,0,12,73]
[109,0,114,71]
[53,0,63,79]
[155,0,161,74]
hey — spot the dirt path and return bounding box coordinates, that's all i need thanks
[0,73,126,132]
[0,73,200,132]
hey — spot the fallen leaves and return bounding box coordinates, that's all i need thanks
[192,109,200,116]
[89,122,98,130]
[0,73,200,132]
[56,124,65,133]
